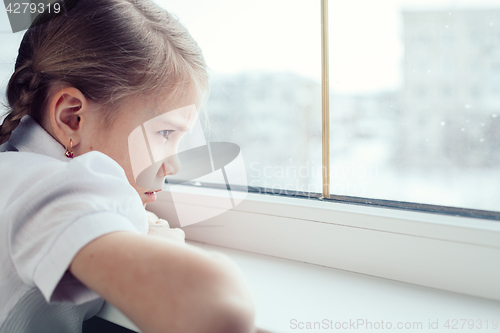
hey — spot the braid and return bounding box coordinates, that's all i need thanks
[0,64,45,145]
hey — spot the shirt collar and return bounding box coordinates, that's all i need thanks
[7,115,68,162]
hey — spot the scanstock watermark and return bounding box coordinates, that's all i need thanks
[291,318,423,330]
[249,161,379,196]
[290,318,500,330]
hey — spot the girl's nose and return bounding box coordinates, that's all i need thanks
[158,155,181,177]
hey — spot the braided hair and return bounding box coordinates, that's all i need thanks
[0,0,209,146]
[1,62,48,144]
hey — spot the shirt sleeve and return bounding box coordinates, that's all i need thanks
[7,151,148,304]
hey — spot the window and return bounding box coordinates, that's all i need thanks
[142,1,500,301]
[150,0,500,216]
[328,0,500,214]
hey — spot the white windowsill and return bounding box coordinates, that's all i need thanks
[98,241,500,333]
[145,186,500,302]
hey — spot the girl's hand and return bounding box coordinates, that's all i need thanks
[146,210,185,243]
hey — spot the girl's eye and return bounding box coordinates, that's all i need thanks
[158,130,172,140]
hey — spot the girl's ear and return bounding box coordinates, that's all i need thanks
[49,87,88,145]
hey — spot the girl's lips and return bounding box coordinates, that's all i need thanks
[144,191,158,202]
[144,189,162,194]
[144,190,160,202]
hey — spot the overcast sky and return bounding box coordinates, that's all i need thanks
[1,0,499,94]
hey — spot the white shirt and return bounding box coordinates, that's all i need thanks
[0,115,148,332]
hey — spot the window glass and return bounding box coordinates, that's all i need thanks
[329,0,500,212]
[155,0,322,194]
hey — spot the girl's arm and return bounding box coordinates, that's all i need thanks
[69,231,256,333]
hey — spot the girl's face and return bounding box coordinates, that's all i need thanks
[83,89,201,206]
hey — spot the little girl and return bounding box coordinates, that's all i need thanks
[0,0,256,332]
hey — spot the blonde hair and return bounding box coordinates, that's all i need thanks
[0,0,209,145]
